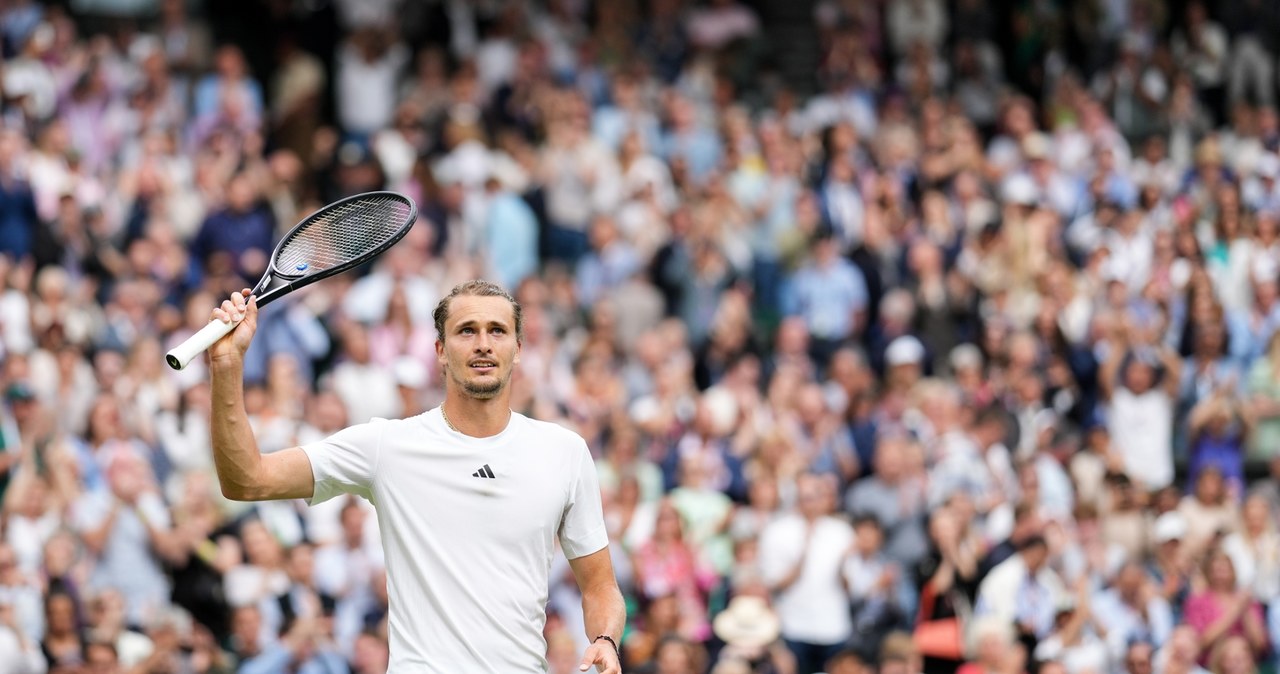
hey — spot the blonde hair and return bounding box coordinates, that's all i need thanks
[967,616,1015,660]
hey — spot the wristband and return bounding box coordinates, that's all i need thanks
[593,634,619,657]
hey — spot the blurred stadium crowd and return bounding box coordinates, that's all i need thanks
[8,0,1280,673]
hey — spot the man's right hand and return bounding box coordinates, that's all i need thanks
[209,288,259,364]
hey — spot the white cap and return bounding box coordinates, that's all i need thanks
[1022,132,1051,161]
[712,596,781,650]
[886,335,926,367]
[1153,511,1187,544]
[1001,173,1039,206]
[949,343,984,371]
[701,386,739,436]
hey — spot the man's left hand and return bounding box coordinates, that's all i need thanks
[579,640,621,673]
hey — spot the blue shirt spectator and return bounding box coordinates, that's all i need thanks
[782,233,869,343]
[189,174,275,281]
[483,180,539,293]
[0,173,38,261]
[659,97,721,185]
[576,215,641,309]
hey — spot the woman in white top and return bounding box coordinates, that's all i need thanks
[1222,493,1280,603]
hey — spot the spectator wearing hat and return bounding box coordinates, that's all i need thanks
[709,594,786,674]
[865,290,919,379]
[1149,512,1194,624]
[883,336,926,394]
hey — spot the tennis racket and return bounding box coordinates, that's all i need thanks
[165,191,418,370]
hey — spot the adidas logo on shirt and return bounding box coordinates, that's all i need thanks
[472,464,496,479]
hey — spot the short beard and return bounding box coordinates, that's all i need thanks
[461,378,502,399]
[449,365,507,400]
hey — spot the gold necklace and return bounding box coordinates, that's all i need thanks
[440,404,460,433]
[440,404,513,435]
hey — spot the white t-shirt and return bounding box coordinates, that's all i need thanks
[301,409,609,673]
[758,513,855,645]
[1108,388,1174,490]
[335,41,409,134]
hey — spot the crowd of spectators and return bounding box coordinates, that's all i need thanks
[8,0,1280,674]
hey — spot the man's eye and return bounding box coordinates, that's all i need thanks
[461,327,475,334]
[492,327,505,335]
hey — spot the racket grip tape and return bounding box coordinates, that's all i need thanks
[165,317,239,370]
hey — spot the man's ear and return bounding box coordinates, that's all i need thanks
[435,340,445,364]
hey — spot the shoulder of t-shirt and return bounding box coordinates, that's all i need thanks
[308,416,397,447]
[515,413,591,454]
[365,415,407,431]
[761,511,802,536]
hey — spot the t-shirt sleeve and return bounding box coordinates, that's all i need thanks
[300,420,384,506]
[558,438,609,560]
[757,523,794,586]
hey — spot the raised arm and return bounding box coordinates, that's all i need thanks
[1098,319,1129,402]
[208,289,315,502]
[1157,344,1184,399]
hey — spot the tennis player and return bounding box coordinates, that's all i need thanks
[206,280,625,673]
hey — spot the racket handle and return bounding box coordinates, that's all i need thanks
[165,318,238,370]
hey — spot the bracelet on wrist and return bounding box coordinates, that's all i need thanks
[593,634,618,657]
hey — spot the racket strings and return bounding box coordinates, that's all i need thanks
[275,196,414,274]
